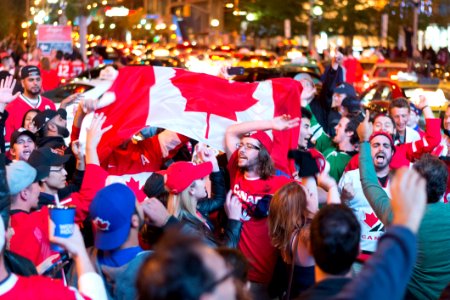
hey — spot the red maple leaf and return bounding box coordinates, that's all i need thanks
[172,69,258,138]
[93,217,110,231]
[126,177,147,203]
[364,212,379,228]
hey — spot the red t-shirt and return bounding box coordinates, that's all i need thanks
[9,206,54,266]
[4,94,56,144]
[228,151,292,283]
[0,274,88,299]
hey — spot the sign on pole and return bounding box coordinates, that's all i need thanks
[37,25,72,55]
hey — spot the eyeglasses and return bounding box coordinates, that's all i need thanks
[204,268,235,292]
[236,142,260,151]
[50,167,65,173]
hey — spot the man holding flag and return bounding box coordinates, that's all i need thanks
[224,115,300,299]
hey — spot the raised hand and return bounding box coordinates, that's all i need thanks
[141,197,171,227]
[224,191,242,221]
[357,110,373,142]
[341,181,355,201]
[272,114,301,131]
[0,76,20,104]
[86,112,112,150]
[197,145,219,172]
[60,93,82,109]
[416,95,428,110]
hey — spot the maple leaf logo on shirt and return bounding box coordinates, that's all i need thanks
[363,212,379,228]
[172,69,258,139]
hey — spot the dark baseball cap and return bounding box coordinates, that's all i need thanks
[10,128,36,146]
[33,109,67,131]
[21,65,41,79]
[334,83,357,97]
[28,147,71,169]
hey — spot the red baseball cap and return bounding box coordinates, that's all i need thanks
[247,131,273,153]
[164,161,213,194]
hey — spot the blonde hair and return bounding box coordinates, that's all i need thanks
[268,182,311,263]
[167,182,202,222]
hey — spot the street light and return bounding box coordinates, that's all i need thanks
[210,19,220,27]
[246,13,257,22]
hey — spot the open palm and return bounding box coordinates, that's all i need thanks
[0,76,20,104]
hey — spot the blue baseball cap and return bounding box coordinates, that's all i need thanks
[334,82,357,98]
[89,183,136,251]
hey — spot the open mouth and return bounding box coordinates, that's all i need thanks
[375,153,386,163]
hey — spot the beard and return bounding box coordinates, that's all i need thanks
[56,124,70,138]
[26,87,41,96]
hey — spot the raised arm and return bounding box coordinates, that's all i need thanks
[224,114,300,159]
[357,112,393,224]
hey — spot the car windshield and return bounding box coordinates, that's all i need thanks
[42,84,95,103]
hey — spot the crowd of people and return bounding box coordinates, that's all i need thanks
[0,48,449,300]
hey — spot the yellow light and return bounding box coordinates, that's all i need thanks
[87,5,91,10]
[169,24,177,31]
[21,22,28,29]
[210,19,220,27]
[102,0,107,4]
[170,33,177,39]
[23,32,28,38]
[225,3,234,8]
[137,24,142,29]
[145,24,151,30]
[93,3,97,7]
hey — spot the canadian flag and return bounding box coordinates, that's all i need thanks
[95,66,301,175]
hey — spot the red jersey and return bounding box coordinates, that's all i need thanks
[71,60,85,77]
[56,60,72,82]
[228,151,292,283]
[103,132,188,175]
[88,56,103,69]
[0,274,89,300]
[4,94,55,145]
